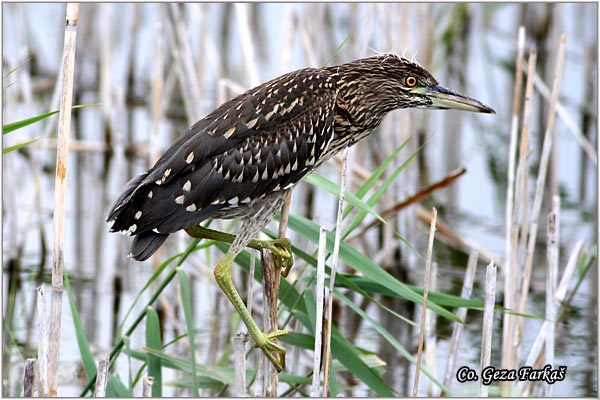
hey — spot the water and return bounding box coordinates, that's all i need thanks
[3,3,597,396]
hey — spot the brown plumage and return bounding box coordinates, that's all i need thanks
[107,53,494,260]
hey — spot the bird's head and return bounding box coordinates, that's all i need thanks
[333,53,495,118]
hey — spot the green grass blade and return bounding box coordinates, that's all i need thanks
[64,272,97,379]
[145,306,163,397]
[336,290,452,395]
[288,214,462,323]
[343,140,423,238]
[2,103,96,134]
[3,138,42,154]
[305,173,385,224]
[177,268,199,396]
[106,374,133,397]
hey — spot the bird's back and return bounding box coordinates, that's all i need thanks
[107,67,338,260]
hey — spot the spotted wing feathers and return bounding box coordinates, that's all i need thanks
[108,68,337,260]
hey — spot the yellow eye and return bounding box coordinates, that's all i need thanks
[406,76,417,87]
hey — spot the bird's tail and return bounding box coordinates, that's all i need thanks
[129,231,169,261]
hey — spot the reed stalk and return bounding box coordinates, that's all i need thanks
[311,226,327,397]
[36,285,48,396]
[443,248,479,389]
[142,377,154,397]
[412,207,436,397]
[479,261,497,398]
[544,195,559,396]
[517,239,584,394]
[322,147,349,397]
[517,34,567,326]
[93,356,109,397]
[48,4,79,396]
[234,333,248,397]
[23,358,37,397]
[425,262,438,397]
[501,26,525,378]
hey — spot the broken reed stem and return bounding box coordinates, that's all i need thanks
[544,196,560,397]
[501,26,525,375]
[412,207,436,397]
[260,249,281,397]
[322,147,349,397]
[24,358,37,397]
[311,226,327,397]
[93,356,109,397]
[234,333,248,397]
[443,248,479,389]
[142,377,154,397]
[517,34,567,318]
[48,4,79,396]
[479,261,497,398]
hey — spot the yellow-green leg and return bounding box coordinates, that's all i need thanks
[186,225,294,274]
[214,251,288,371]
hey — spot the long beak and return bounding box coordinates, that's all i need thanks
[416,85,495,114]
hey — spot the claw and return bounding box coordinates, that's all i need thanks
[254,329,288,372]
[258,238,294,275]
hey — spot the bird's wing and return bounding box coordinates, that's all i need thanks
[108,68,337,235]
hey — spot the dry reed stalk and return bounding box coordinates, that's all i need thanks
[517,239,583,394]
[23,358,37,397]
[544,195,559,396]
[479,261,497,398]
[517,34,567,323]
[503,46,537,385]
[234,3,260,87]
[311,226,327,397]
[322,147,349,397]
[93,356,109,397]
[414,206,496,264]
[36,285,48,396]
[259,249,281,396]
[412,207,436,397]
[48,4,79,396]
[425,262,438,397]
[443,248,479,389]
[234,333,248,397]
[501,26,525,377]
[142,377,154,397]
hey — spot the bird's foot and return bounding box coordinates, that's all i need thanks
[256,238,294,276]
[253,329,288,372]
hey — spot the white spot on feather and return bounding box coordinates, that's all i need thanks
[134,211,142,220]
[175,195,185,204]
[183,180,191,191]
[186,152,194,164]
[224,127,236,138]
[148,191,154,198]
[186,204,197,212]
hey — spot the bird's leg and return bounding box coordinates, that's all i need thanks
[185,225,293,272]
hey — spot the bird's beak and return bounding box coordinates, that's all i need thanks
[414,85,495,114]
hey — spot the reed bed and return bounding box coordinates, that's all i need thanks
[2,3,597,397]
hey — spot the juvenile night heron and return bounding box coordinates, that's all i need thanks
[107,53,494,371]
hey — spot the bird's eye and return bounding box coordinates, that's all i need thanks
[406,76,417,87]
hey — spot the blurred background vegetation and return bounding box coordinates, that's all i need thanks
[2,3,597,397]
